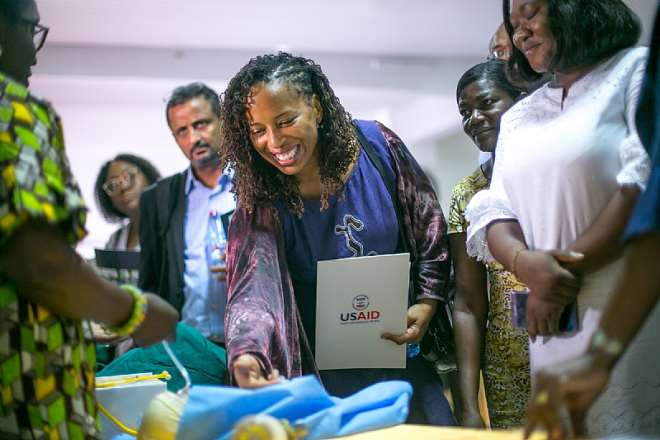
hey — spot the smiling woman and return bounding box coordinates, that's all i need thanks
[449,59,529,430]
[220,52,456,426]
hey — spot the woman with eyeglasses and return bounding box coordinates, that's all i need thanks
[0,1,178,437]
[95,154,161,251]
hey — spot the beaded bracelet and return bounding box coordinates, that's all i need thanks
[110,285,148,337]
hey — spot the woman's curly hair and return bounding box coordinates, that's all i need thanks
[220,52,360,216]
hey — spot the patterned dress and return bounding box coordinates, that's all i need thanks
[448,167,530,429]
[0,74,100,438]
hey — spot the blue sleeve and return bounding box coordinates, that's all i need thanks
[625,14,660,242]
[624,146,660,242]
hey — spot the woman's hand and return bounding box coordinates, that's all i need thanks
[131,293,179,347]
[515,250,583,340]
[526,293,568,341]
[381,299,438,344]
[233,354,282,389]
[525,352,612,440]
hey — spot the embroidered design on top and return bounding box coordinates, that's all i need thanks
[334,214,377,257]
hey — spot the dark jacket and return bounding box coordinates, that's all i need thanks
[138,171,187,311]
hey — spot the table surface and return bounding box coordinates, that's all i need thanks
[336,425,547,440]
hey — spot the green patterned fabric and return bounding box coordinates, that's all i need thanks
[448,166,531,428]
[0,73,100,439]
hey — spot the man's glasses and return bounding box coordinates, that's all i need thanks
[17,17,49,53]
[33,23,49,53]
[103,171,136,196]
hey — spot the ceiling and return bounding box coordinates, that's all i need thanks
[33,0,659,96]
[38,0,503,57]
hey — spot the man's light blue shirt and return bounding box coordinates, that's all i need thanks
[182,168,234,342]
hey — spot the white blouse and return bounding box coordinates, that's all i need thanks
[465,47,650,261]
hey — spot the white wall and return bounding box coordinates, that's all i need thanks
[412,132,480,216]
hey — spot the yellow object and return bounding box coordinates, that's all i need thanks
[138,390,188,440]
[95,370,171,389]
[110,285,148,336]
[96,371,172,437]
[98,402,138,436]
[232,415,291,440]
[11,101,33,124]
[336,425,548,440]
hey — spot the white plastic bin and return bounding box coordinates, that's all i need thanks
[96,373,167,439]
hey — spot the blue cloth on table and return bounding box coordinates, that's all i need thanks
[176,375,411,440]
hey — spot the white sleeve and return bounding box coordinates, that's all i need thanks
[465,112,518,262]
[617,49,651,190]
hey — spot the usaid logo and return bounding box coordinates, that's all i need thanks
[352,294,369,311]
[340,294,380,324]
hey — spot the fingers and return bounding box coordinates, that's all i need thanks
[382,324,421,345]
[266,369,281,384]
[527,296,564,339]
[235,367,281,389]
[527,302,539,342]
[232,355,282,389]
[233,355,265,388]
[550,250,584,264]
[555,266,581,290]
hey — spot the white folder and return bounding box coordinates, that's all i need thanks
[315,253,410,370]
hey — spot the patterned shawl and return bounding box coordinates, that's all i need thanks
[224,121,451,381]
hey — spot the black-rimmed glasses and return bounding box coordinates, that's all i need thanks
[103,171,136,196]
[33,23,49,53]
[17,17,49,53]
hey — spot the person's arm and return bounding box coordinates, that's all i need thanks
[567,184,641,274]
[524,232,660,440]
[597,232,660,357]
[0,220,178,346]
[450,232,488,428]
[225,206,296,387]
[567,52,650,275]
[486,221,582,339]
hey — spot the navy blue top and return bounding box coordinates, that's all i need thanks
[624,8,659,242]
[276,120,400,351]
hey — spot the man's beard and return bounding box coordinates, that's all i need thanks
[194,148,222,170]
[191,140,223,171]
